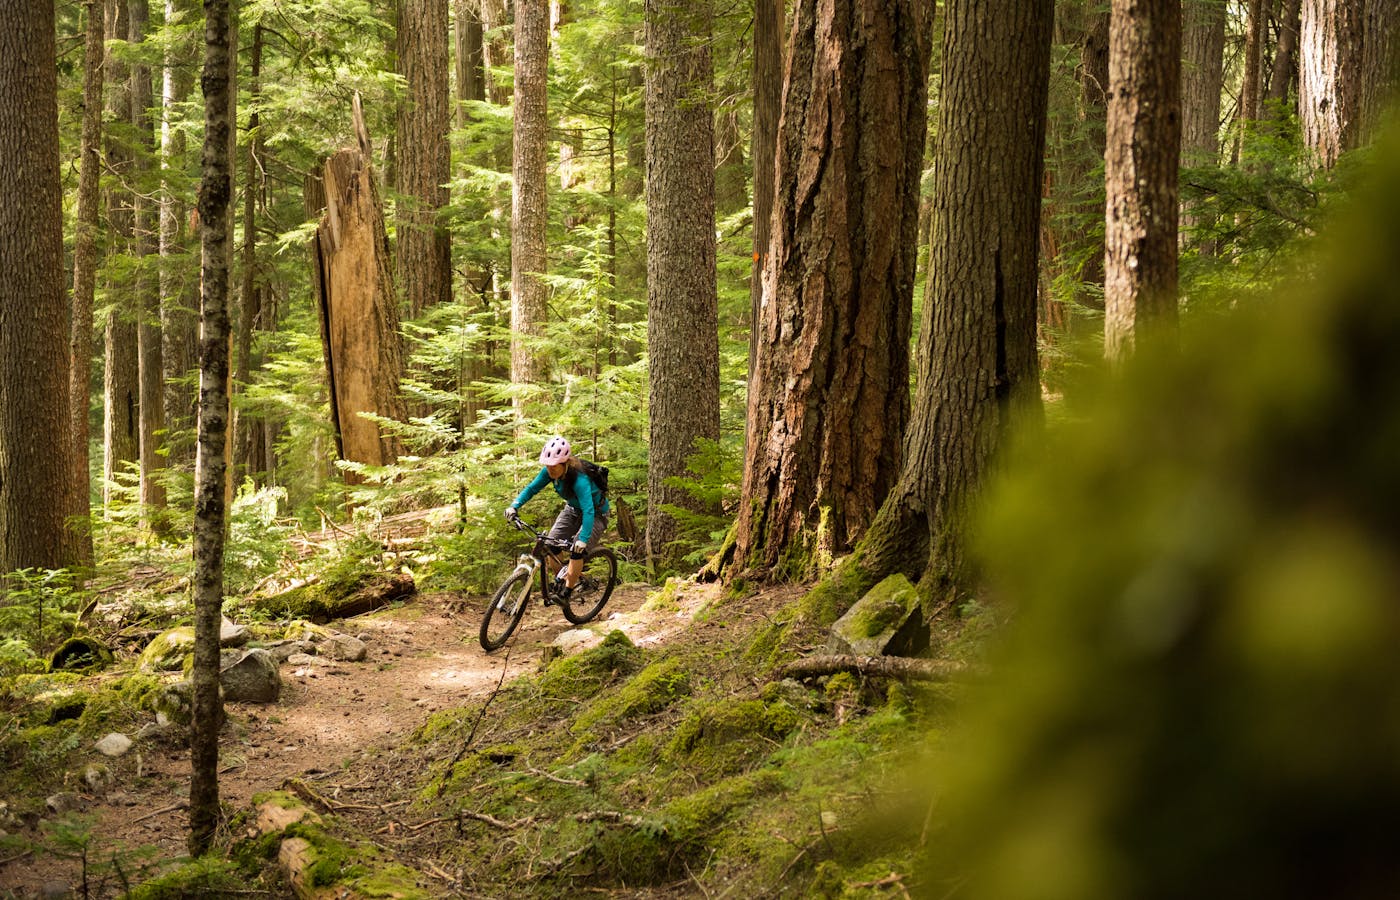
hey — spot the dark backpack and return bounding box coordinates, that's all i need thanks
[577,458,610,496]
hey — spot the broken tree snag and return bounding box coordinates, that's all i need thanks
[307,96,407,481]
[774,654,975,683]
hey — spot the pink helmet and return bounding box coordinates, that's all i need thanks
[539,436,571,466]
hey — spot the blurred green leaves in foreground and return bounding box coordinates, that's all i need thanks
[921,124,1400,900]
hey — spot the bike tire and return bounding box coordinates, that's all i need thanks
[560,547,618,625]
[481,570,532,651]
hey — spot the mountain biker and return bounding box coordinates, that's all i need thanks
[505,436,610,600]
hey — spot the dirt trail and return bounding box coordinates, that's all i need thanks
[0,584,660,897]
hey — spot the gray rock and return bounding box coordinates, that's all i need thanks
[552,629,603,655]
[46,792,84,815]
[286,652,319,666]
[321,633,367,662]
[137,626,195,672]
[827,574,929,658]
[40,881,73,900]
[94,732,132,758]
[219,619,250,647]
[153,681,194,726]
[220,649,281,703]
[83,763,113,794]
[262,639,311,664]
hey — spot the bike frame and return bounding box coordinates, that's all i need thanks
[508,517,571,605]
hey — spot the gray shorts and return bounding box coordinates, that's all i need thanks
[548,505,609,553]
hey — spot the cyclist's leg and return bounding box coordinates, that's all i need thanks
[546,507,581,576]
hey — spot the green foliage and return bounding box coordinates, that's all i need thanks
[919,133,1400,899]
[0,568,86,670]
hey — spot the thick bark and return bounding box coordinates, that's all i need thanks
[1104,0,1181,361]
[1300,0,1397,167]
[69,0,105,568]
[1181,0,1225,250]
[749,0,783,389]
[311,107,408,474]
[455,0,488,429]
[1080,6,1111,292]
[398,0,453,319]
[481,0,511,105]
[1266,0,1302,112]
[132,0,167,527]
[850,0,1052,600]
[190,0,233,854]
[644,0,721,561]
[511,0,549,400]
[0,0,75,573]
[729,0,932,580]
[104,0,139,510]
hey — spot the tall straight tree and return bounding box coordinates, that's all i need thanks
[104,0,140,509]
[189,0,234,854]
[398,0,452,319]
[161,0,198,463]
[0,0,77,573]
[1300,0,1398,167]
[69,0,105,568]
[1181,0,1224,248]
[728,0,932,580]
[814,0,1053,603]
[644,0,721,562]
[1266,0,1303,112]
[748,0,782,387]
[511,0,549,403]
[234,23,267,485]
[1104,0,1181,361]
[132,0,167,528]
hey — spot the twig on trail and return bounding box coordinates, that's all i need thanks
[527,766,587,787]
[684,856,713,900]
[132,800,187,824]
[0,849,32,867]
[459,810,535,830]
[573,810,655,829]
[312,506,356,541]
[850,872,912,899]
[419,858,457,884]
[774,654,975,683]
[436,646,513,798]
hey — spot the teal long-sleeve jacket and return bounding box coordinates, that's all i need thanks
[511,466,609,540]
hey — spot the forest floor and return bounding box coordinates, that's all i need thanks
[0,580,670,898]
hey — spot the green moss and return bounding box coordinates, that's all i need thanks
[573,656,691,734]
[538,630,643,701]
[138,627,195,672]
[844,575,918,639]
[640,579,684,614]
[124,857,247,899]
[667,697,805,779]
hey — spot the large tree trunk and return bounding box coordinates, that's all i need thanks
[310,105,408,475]
[131,0,167,530]
[1242,0,1267,126]
[481,0,511,106]
[104,0,139,511]
[510,0,549,405]
[748,0,783,390]
[644,0,721,563]
[455,0,489,430]
[0,0,76,573]
[1300,0,1397,167]
[189,0,233,854]
[398,0,452,320]
[728,0,932,581]
[69,0,105,569]
[1181,0,1225,252]
[1105,0,1181,362]
[841,0,1052,605]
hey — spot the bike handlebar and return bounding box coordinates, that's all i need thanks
[508,515,571,551]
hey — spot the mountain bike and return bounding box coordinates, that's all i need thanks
[479,515,619,652]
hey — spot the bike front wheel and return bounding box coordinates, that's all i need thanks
[481,570,532,651]
[560,547,618,625]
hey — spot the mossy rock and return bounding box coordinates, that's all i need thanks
[667,697,804,778]
[48,635,114,673]
[246,573,415,624]
[828,574,928,657]
[573,656,692,735]
[139,626,195,672]
[538,630,644,702]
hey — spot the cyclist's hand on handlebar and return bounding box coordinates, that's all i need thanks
[572,539,587,555]
[505,506,519,522]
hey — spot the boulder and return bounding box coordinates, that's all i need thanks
[46,792,84,815]
[153,681,193,726]
[48,636,114,673]
[220,649,281,703]
[138,627,195,672]
[263,640,312,664]
[321,633,367,662]
[83,763,113,795]
[827,574,929,658]
[220,619,251,647]
[94,733,132,758]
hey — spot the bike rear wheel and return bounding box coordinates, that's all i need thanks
[560,547,618,625]
[481,570,531,651]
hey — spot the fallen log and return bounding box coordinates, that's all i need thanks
[248,572,416,623]
[774,654,977,683]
